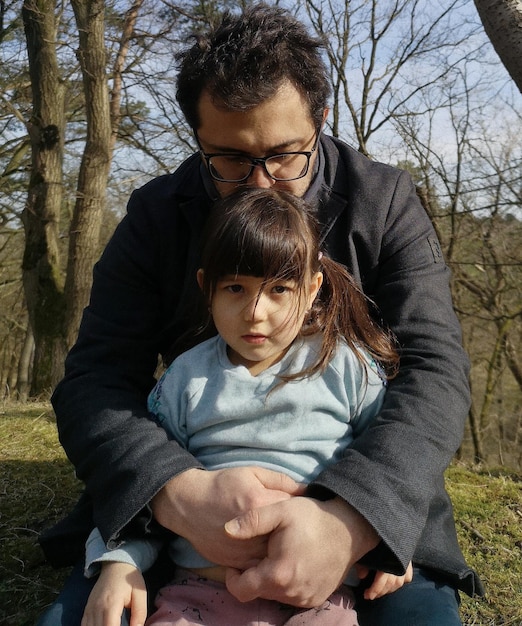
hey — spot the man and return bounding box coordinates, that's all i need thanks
[38,4,483,625]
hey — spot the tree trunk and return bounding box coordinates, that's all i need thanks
[504,333,522,391]
[65,0,113,349]
[16,327,35,401]
[473,0,522,92]
[64,0,142,349]
[21,0,67,394]
[468,403,485,464]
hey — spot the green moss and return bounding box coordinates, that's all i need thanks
[446,464,522,624]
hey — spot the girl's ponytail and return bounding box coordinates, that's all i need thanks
[301,254,399,380]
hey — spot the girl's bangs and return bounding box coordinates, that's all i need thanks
[214,220,307,283]
[201,189,318,297]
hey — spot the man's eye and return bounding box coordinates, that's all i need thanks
[224,155,249,165]
[269,154,290,164]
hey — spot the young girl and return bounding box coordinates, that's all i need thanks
[82,188,411,626]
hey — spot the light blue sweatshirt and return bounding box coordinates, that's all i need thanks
[86,334,386,579]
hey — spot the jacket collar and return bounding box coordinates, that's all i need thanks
[313,135,349,246]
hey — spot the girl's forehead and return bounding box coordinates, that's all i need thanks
[217,273,299,283]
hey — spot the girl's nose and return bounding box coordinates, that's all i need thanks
[243,293,268,320]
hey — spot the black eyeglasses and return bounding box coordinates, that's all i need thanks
[197,134,320,183]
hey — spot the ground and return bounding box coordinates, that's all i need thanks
[1,402,521,625]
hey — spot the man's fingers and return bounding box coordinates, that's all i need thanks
[225,503,282,540]
[225,567,259,603]
[225,561,283,603]
[253,467,305,496]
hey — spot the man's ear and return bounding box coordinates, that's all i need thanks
[322,108,329,127]
[196,268,204,290]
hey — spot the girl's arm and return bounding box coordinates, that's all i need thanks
[82,528,161,626]
[82,562,147,626]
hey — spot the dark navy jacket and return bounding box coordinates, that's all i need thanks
[46,135,483,597]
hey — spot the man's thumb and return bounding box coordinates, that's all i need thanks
[224,506,279,539]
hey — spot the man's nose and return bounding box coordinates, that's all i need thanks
[246,163,274,188]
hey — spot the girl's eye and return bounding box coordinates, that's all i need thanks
[272,282,297,294]
[226,284,243,293]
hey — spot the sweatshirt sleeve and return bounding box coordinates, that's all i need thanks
[84,527,163,578]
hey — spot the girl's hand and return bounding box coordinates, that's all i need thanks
[355,561,414,600]
[81,562,147,626]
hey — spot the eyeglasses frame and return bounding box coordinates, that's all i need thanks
[195,132,321,183]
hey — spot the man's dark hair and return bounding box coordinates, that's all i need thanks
[176,3,331,131]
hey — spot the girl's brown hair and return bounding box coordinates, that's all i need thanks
[180,188,398,379]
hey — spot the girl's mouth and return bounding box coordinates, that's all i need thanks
[242,334,267,344]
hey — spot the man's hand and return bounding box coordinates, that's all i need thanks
[151,466,304,569]
[81,562,147,626]
[224,496,379,607]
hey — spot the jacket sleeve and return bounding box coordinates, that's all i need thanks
[52,181,205,549]
[309,166,470,574]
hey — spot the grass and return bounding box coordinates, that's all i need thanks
[1,402,522,625]
[447,466,522,625]
[0,402,82,626]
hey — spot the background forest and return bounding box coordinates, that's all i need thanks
[1,0,521,471]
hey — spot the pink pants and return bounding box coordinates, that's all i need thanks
[145,570,359,626]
